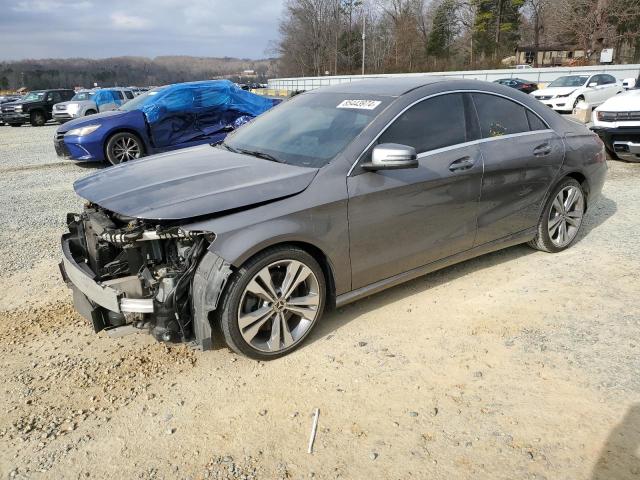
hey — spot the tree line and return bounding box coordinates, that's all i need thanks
[273,0,640,77]
[0,56,277,91]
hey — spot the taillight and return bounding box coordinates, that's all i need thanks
[594,135,606,163]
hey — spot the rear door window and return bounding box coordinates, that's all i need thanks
[526,110,547,131]
[472,93,530,138]
[378,93,469,153]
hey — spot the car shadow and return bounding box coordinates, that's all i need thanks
[592,403,640,480]
[576,194,617,243]
[73,161,106,170]
[306,242,536,345]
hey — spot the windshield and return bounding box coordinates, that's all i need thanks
[71,91,94,101]
[548,76,589,88]
[23,91,45,101]
[118,87,166,111]
[223,92,389,168]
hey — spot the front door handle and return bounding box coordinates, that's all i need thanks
[533,143,552,156]
[448,156,476,172]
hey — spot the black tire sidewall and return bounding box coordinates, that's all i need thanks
[537,178,584,253]
[85,110,96,116]
[105,132,143,165]
[217,247,326,360]
[30,111,45,127]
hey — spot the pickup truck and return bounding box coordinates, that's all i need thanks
[591,87,640,161]
[1,89,75,127]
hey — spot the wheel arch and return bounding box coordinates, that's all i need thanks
[102,128,148,159]
[191,239,338,351]
[225,239,338,308]
[563,171,590,209]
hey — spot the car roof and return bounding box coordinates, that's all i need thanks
[308,76,449,96]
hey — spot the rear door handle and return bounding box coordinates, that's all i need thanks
[448,156,476,172]
[533,143,552,156]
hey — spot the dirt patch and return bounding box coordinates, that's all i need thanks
[0,161,639,480]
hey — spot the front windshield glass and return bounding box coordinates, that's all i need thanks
[223,92,389,168]
[71,91,95,101]
[548,76,589,88]
[118,87,166,111]
[23,91,45,101]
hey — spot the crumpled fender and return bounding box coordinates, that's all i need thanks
[191,250,233,350]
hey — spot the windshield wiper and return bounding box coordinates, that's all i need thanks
[218,143,284,163]
[218,142,240,152]
[236,147,284,163]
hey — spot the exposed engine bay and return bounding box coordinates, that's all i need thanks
[62,204,215,344]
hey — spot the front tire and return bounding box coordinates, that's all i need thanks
[30,110,46,127]
[105,132,144,165]
[217,246,326,360]
[528,178,585,253]
[85,109,96,116]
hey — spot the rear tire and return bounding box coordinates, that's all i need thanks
[216,246,326,360]
[30,110,46,127]
[105,132,144,165]
[528,178,585,253]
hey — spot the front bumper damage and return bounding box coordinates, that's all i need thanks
[60,207,232,350]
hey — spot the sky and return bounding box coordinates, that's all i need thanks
[0,0,283,60]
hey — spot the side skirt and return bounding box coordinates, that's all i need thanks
[335,228,536,308]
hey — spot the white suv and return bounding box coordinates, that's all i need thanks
[531,74,622,113]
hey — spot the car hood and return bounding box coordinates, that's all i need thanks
[59,109,135,132]
[73,145,319,220]
[532,86,580,97]
[595,89,640,112]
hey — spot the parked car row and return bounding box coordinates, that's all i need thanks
[53,87,135,123]
[0,87,140,126]
[1,89,75,126]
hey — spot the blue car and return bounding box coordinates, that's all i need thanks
[54,80,279,164]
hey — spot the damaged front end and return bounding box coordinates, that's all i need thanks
[60,204,225,348]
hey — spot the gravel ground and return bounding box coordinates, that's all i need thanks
[0,124,94,279]
[0,123,639,480]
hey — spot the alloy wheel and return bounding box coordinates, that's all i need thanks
[237,259,321,353]
[112,136,141,163]
[548,185,584,248]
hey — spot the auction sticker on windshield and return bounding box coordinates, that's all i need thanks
[337,99,381,110]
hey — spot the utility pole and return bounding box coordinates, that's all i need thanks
[361,11,366,75]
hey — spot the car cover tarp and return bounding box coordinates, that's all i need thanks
[140,80,278,148]
[93,89,122,108]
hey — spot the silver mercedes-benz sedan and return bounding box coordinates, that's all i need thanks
[60,77,607,360]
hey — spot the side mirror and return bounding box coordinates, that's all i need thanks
[588,82,598,87]
[361,143,418,171]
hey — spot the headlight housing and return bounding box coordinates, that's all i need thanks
[66,124,101,137]
[14,105,22,112]
[556,90,576,98]
[596,111,617,122]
